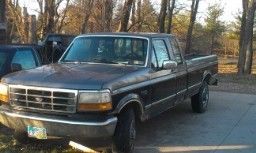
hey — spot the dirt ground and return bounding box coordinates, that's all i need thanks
[210,73,256,95]
[213,56,256,95]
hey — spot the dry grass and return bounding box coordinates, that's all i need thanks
[211,56,256,94]
[218,57,256,74]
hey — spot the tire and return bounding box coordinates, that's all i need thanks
[191,81,209,113]
[112,108,136,153]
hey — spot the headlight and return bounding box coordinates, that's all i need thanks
[78,89,112,112]
[0,83,9,104]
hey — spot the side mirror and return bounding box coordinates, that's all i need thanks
[11,63,22,72]
[163,60,177,70]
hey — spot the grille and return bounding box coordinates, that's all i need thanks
[9,85,78,114]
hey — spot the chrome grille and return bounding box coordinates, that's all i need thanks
[9,85,78,113]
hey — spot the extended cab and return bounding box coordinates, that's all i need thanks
[0,33,217,153]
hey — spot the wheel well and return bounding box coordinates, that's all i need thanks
[119,102,143,122]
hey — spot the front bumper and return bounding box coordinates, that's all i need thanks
[0,108,117,140]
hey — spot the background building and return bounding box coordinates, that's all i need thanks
[0,0,6,44]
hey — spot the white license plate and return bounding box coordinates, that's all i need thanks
[27,126,47,139]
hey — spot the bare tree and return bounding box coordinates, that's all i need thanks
[56,0,71,33]
[0,0,7,44]
[237,0,248,74]
[238,0,256,74]
[131,0,136,26]
[137,0,142,31]
[81,0,94,33]
[167,0,176,34]
[7,1,27,43]
[118,0,134,32]
[103,0,113,32]
[185,0,200,54]
[158,0,167,33]
[44,0,56,35]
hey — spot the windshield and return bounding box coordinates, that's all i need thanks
[61,36,148,66]
[0,51,8,72]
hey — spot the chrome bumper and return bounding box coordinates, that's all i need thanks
[0,109,117,139]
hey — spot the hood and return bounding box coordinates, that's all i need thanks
[2,63,143,90]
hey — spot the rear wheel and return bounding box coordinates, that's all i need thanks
[112,108,136,153]
[191,81,209,113]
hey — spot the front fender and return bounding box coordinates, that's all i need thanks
[112,93,144,119]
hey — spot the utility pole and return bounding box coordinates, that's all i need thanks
[0,0,7,44]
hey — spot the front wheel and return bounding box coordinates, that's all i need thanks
[112,108,136,153]
[191,81,209,113]
[14,131,35,145]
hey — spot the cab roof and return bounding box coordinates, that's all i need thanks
[79,32,174,38]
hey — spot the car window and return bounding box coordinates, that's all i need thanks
[152,39,170,68]
[169,37,183,64]
[12,49,37,70]
[0,52,8,72]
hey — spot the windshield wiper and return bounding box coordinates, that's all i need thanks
[92,58,119,64]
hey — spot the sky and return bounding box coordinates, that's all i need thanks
[19,0,242,23]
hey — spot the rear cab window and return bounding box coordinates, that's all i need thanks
[169,37,183,64]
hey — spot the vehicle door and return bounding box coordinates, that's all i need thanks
[0,50,11,77]
[168,36,187,102]
[148,38,177,113]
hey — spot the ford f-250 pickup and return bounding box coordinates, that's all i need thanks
[0,33,217,153]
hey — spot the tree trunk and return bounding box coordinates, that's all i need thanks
[103,0,113,32]
[185,0,200,54]
[137,0,142,31]
[131,0,136,26]
[237,0,256,75]
[238,0,249,75]
[57,0,70,33]
[118,0,134,32]
[158,0,167,33]
[243,1,256,74]
[167,0,175,34]
[81,0,94,34]
[23,7,29,43]
[0,0,7,44]
[210,34,214,54]
[45,0,56,35]
[28,15,37,44]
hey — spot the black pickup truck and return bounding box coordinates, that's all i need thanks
[40,34,76,63]
[0,33,217,153]
[0,45,42,79]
